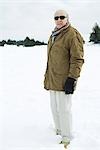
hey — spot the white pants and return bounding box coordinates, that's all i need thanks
[50,90,72,142]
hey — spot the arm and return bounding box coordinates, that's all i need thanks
[68,35,84,79]
[64,33,84,94]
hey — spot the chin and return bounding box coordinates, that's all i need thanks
[57,25,63,29]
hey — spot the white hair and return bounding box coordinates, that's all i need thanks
[54,9,69,20]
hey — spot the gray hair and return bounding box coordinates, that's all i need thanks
[54,9,69,20]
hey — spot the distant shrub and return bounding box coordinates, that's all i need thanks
[6,39,16,45]
[0,40,6,46]
[16,40,24,46]
[35,40,47,46]
[23,37,35,47]
[89,23,100,44]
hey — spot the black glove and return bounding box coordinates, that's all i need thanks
[64,77,76,94]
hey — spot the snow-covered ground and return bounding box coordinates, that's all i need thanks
[0,44,100,150]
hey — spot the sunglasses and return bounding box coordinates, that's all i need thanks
[54,16,66,20]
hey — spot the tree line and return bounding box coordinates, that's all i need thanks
[0,23,100,46]
[0,37,47,47]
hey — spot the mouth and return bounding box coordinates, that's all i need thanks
[57,22,62,25]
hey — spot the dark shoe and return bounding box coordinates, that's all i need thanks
[59,140,70,149]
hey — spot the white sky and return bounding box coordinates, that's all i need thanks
[0,0,100,41]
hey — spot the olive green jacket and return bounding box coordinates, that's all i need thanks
[44,25,84,91]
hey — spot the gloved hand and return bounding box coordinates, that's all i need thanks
[64,77,76,94]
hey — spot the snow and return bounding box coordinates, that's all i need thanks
[0,44,100,150]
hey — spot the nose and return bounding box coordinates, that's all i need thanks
[57,17,62,21]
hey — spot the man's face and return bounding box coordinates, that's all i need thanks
[54,11,68,29]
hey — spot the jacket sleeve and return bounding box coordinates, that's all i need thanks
[68,34,84,79]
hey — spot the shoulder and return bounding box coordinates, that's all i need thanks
[65,25,85,44]
[65,25,81,36]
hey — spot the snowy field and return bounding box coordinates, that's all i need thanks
[0,44,100,150]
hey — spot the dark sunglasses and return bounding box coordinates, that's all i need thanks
[54,16,66,20]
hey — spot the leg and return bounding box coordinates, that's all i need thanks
[50,90,61,133]
[58,92,72,142]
